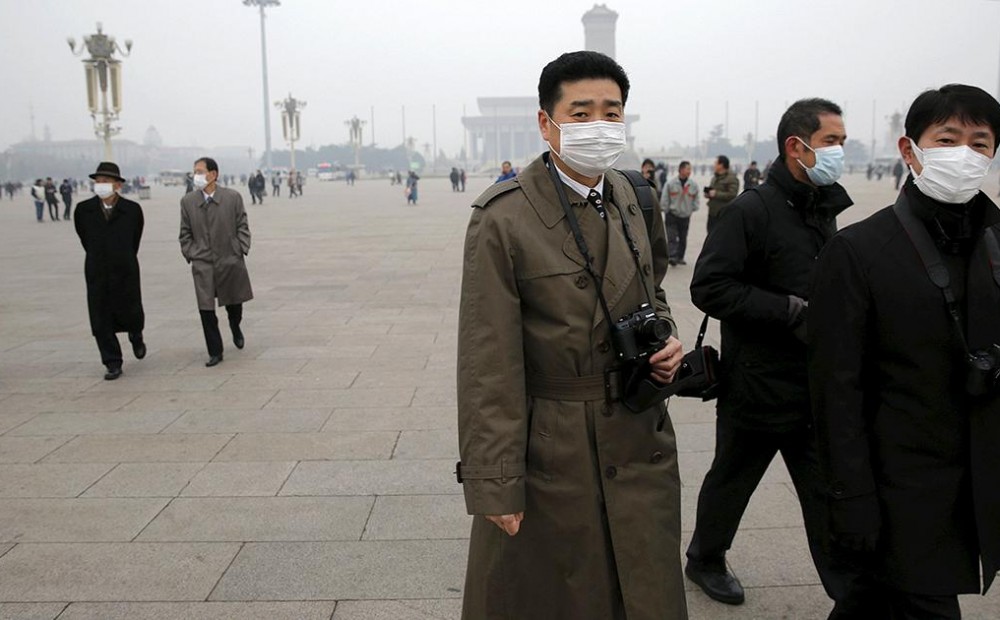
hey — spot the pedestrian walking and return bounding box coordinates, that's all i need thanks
[405,171,419,204]
[662,160,699,266]
[73,162,146,381]
[179,157,253,367]
[31,179,45,222]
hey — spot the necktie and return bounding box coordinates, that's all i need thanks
[587,189,607,220]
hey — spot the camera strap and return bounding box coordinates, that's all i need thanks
[893,197,970,355]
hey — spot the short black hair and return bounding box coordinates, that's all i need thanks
[905,84,1000,153]
[502,160,512,167]
[776,98,843,159]
[194,157,219,174]
[750,161,757,166]
[641,158,655,168]
[679,160,691,170]
[716,155,730,170]
[538,51,630,116]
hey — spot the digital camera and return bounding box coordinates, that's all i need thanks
[610,303,671,364]
[966,345,1000,397]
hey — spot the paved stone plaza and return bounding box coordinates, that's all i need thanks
[1,171,999,620]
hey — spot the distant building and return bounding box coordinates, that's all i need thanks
[582,4,619,59]
[462,4,637,169]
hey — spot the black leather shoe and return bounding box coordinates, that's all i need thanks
[132,341,146,360]
[685,560,745,605]
[104,366,123,381]
[232,327,245,350]
[205,355,223,367]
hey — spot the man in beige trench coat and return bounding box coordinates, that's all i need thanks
[179,157,253,367]
[457,51,688,620]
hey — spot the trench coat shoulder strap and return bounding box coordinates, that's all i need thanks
[471,178,519,209]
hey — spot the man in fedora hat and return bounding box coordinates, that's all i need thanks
[74,161,146,380]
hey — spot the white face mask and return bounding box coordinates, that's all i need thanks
[909,139,993,204]
[795,137,845,186]
[546,113,627,178]
[93,183,115,199]
[193,173,209,190]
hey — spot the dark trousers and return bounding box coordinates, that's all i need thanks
[95,331,142,368]
[199,304,242,357]
[46,198,60,220]
[665,213,690,262]
[62,195,72,218]
[687,417,872,617]
[272,184,280,196]
[830,588,961,620]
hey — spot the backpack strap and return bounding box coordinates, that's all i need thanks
[617,169,656,241]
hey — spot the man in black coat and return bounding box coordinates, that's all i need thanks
[59,178,73,219]
[687,99,865,615]
[810,84,1000,619]
[74,162,146,380]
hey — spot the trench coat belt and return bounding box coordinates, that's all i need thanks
[526,370,623,402]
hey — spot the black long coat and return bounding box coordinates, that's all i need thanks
[809,184,1000,595]
[690,160,852,430]
[74,195,145,335]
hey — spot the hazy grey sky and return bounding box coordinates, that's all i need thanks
[2,0,998,158]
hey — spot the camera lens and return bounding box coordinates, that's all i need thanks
[638,317,671,343]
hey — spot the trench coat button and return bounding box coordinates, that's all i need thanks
[629,204,638,215]
[598,340,611,353]
[605,465,618,479]
[575,275,589,289]
[650,451,663,464]
[643,264,652,275]
[832,482,846,497]
[601,403,612,417]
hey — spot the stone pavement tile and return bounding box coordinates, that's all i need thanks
[666,398,716,425]
[218,373,359,392]
[681,484,804,532]
[959,593,1000,618]
[86,375,230,392]
[0,414,36,435]
[280,459,459,496]
[726,527,821,588]
[0,544,13,559]
[0,603,68,620]
[163,409,330,434]
[673,422,717,452]
[301,356,429,374]
[175,358,308,376]
[0,377,102,395]
[180,461,296,496]
[393,430,459,460]
[54,359,193,378]
[0,362,79,380]
[329,334,437,348]
[138,496,373,542]
[0,542,240,602]
[408,388,457,409]
[58,602,337,620]
[687,584,831,619]
[678,450,791,487]
[122,390,278,412]
[213,431,397,462]
[43,434,233,463]
[0,464,114,498]
[0,393,139,414]
[351,370,442,390]
[209,540,466,601]
[363,495,471,540]
[322,407,455,432]
[0,436,73,463]
[6,411,183,436]
[257,345,376,360]
[370,344,437,361]
[332,600,461,620]
[266,388,414,410]
[0,498,168,542]
[82,463,205,497]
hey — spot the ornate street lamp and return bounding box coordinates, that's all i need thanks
[276,94,305,170]
[68,23,132,160]
[244,0,280,171]
[345,116,366,168]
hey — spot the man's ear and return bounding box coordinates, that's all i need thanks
[898,136,917,169]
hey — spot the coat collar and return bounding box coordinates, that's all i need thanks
[767,158,853,218]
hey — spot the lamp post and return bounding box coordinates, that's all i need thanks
[68,23,132,161]
[244,0,280,172]
[345,116,366,169]
[276,94,305,171]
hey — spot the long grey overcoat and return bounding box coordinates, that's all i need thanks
[457,155,687,620]
[179,186,253,310]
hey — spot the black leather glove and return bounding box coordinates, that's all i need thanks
[787,295,809,344]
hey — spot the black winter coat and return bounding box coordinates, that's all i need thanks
[691,160,852,429]
[809,182,1000,595]
[74,195,145,335]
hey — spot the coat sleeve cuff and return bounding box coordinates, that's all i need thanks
[462,475,526,516]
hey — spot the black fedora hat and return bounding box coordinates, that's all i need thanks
[89,161,125,183]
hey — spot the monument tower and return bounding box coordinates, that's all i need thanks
[582,4,619,59]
